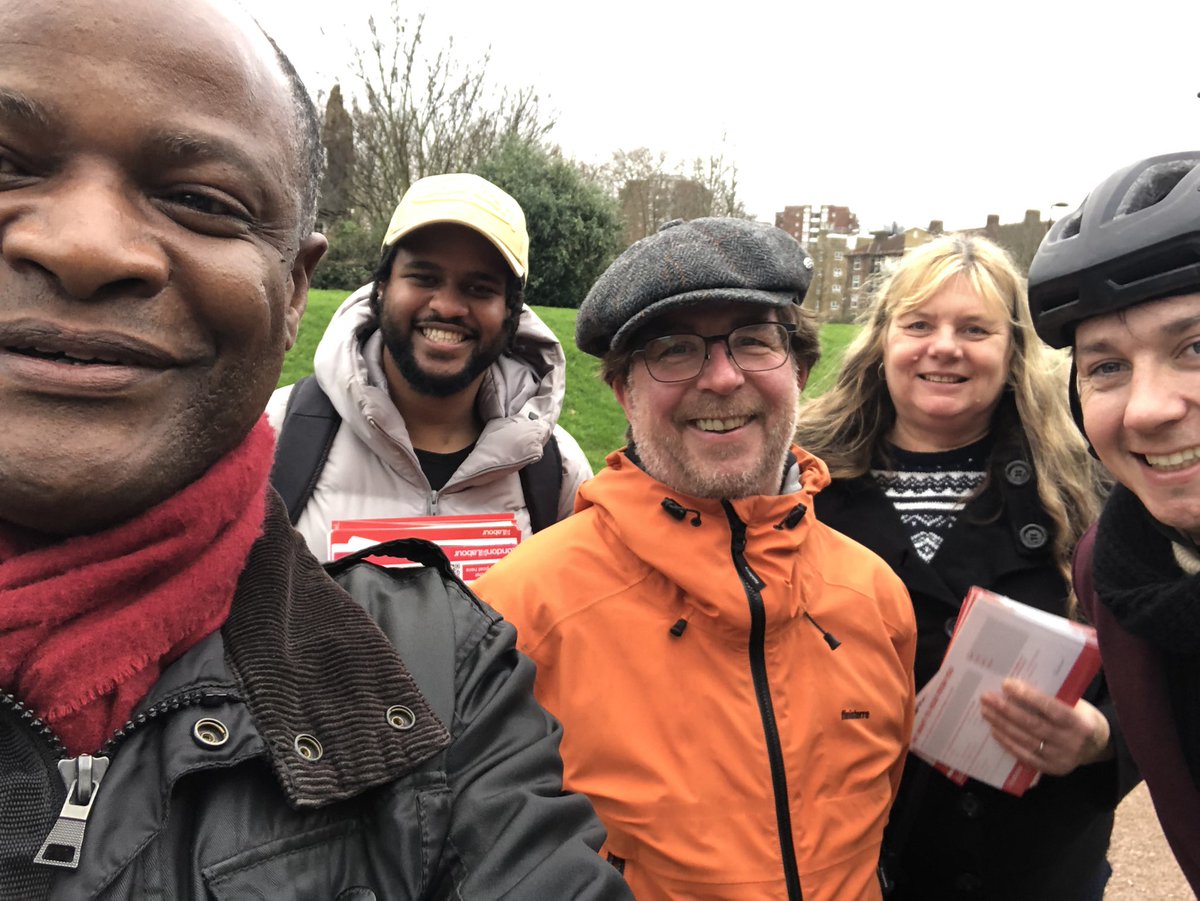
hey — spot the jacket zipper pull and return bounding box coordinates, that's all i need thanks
[723,502,766,589]
[741,561,766,590]
[732,546,766,590]
[34,754,111,869]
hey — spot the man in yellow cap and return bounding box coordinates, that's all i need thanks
[269,174,592,560]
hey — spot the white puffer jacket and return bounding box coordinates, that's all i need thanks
[267,284,592,560]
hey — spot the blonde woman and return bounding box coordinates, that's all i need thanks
[798,235,1130,900]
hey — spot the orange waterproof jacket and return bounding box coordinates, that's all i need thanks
[474,448,916,901]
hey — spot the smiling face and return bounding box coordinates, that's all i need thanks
[0,0,326,534]
[882,276,1012,452]
[1075,294,1200,540]
[378,223,512,399]
[613,302,806,499]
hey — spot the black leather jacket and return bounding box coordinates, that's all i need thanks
[0,493,632,900]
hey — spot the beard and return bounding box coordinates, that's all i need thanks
[626,389,799,500]
[379,315,509,399]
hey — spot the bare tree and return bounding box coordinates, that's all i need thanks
[604,148,674,244]
[690,143,748,219]
[348,7,554,231]
[603,143,748,245]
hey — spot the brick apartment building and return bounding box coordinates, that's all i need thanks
[775,204,859,249]
[776,201,1055,322]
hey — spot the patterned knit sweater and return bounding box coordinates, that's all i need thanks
[871,436,991,563]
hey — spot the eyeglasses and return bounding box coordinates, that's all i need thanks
[634,322,796,383]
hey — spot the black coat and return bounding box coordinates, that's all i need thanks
[0,493,633,900]
[815,449,1134,901]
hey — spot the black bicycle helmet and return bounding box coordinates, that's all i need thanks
[1029,151,1200,348]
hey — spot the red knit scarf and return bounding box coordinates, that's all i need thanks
[0,418,274,756]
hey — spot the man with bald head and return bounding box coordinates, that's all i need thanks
[0,0,630,897]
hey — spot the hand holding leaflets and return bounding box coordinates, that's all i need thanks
[978,676,1114,778]
[910,586,1101,796]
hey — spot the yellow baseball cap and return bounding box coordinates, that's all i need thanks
[382,173,529,282]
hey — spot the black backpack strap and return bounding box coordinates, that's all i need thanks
[324,536,458,582]
[269,376,341,525]
[519,432,563,534]
[325,539,460,727]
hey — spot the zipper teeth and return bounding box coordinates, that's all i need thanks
[747,598,802,900]
[0,691,65,756]
[722,501,803,901]
[100,688,237,756]
[3,686,239,760]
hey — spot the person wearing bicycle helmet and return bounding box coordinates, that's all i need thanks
[1030,150,1200,893]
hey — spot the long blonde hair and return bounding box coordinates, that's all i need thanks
[797,234,1103,599]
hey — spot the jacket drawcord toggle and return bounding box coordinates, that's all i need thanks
[775,504,807,530]
[661,498,702,527]
[669,618,689,637]
[803,611,842,651]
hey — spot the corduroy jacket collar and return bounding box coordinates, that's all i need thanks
[221,491,451,808]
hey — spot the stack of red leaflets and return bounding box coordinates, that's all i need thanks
[329,514,521,584]
[910,586,1101,796]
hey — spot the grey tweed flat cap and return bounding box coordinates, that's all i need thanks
[576,217,814,356]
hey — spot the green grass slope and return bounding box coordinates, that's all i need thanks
[807,323,859,396]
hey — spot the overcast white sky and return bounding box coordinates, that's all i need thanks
[251,0,1199,233]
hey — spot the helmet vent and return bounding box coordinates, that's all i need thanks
[1059,209,1083,239]
[1107,242,1200,289]
[1117,161,1198,218]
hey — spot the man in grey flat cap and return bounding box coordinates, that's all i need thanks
[474,218,916,901]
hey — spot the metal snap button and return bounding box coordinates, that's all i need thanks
[944,617,958,638]
[192,718,229,749]
[1019,523,1048,550]
[959,792,983,819]
[1004,460,1031,486]
[293,733,324,762]
[954,871,984,892]
[386,705,417,731]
